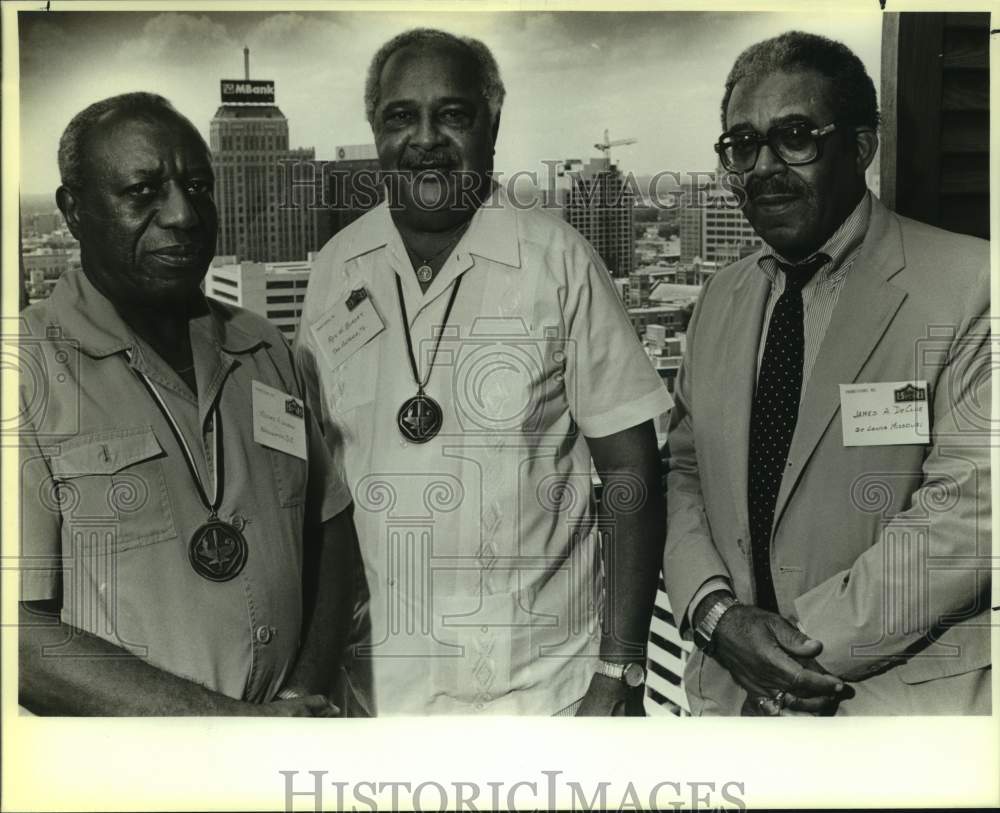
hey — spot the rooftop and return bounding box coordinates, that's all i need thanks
[212,105,286,120]
[649,283,701,302]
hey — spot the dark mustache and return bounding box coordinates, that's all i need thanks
[744,175,806,199]
[399,150,459,170]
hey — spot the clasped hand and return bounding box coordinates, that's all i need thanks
[712,605,848,715]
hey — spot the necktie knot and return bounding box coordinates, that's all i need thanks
[777,253,829,293]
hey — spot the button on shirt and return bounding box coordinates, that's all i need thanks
[296,187,673,715]
[19,267,351,703]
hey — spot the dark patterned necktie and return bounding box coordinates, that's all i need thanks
[748,254,828,612]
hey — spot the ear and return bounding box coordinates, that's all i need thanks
[56,186,83,241]
[853,127,879,175]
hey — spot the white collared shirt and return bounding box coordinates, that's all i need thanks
[295,187,672,714]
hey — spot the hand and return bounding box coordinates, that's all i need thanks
[779,657,854,715]
[711,604,845,706]
[742,678,849,717]
[254,693,340,717]
[575,673,643,716]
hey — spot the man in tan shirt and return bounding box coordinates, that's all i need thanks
[19,92,357,715]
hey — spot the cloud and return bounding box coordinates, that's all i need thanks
[247,12,344,47]
[16,9,882,197]
[118,13,236,62]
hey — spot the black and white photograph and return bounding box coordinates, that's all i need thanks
[3,1,996,809]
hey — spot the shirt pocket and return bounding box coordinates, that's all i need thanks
[48,426,176,551]
[267,446,308,508]
[325,342,379,416]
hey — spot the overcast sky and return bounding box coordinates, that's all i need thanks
[17,9,883,198]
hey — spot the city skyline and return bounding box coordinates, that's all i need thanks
[17,9,883,199]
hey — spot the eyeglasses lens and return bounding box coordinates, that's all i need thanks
[719,126,819,171]
[773,127,817,164]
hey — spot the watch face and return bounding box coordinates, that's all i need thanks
[623,662,646,688]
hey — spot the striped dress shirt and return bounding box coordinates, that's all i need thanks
[755,192,873,392]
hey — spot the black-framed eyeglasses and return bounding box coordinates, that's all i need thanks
[714,122,838,172]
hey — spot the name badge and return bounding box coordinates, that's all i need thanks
[839,380,930,446]
[310,286,385,371]
[252,380,307,460]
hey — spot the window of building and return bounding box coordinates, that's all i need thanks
[268,294,294,303]
[266,280,295,289]
[212,276,238,287]
[267,309,296,319]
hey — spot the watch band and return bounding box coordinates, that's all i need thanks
[597,660,646,688]
[694,595,740,652]
[598,660,626,681]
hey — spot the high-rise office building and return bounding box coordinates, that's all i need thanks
[701,182,764,265]
[317,145,382,247]
[678,179,705,266]
[563,158,635,277]
[677,174,763,268]
[204,254,314,339]
[210,50,323,263]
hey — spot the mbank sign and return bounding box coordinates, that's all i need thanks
[220,80,275,103]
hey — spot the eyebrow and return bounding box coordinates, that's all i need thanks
[726,113,817,133]
[118,167,163,184]
[381,96,477,109]
[119,164,215,185]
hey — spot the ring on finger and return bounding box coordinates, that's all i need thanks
[773,689,787,708]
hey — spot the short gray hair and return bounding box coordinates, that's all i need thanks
[721,31,879,131]
[58,92,207,190]
[364,28,506,128]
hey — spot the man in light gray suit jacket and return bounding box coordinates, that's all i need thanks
[664,30,991,716]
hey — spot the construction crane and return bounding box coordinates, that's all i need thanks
[594,129,637,165]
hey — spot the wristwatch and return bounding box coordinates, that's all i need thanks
[693,594,740,653]
[597,660,646,688]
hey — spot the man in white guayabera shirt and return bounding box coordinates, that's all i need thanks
[296,28,673,715]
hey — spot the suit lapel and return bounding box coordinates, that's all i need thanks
[722,263,771,534]
[773,198,908,527]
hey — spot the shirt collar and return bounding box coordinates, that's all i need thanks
[757,190,872,283]
[47,265,266,359]
[341,181,522,269]
[460,183,522,267]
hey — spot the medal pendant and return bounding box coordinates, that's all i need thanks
[189,518,248,582]
[397,393,443,443]
[416,264,434,284]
